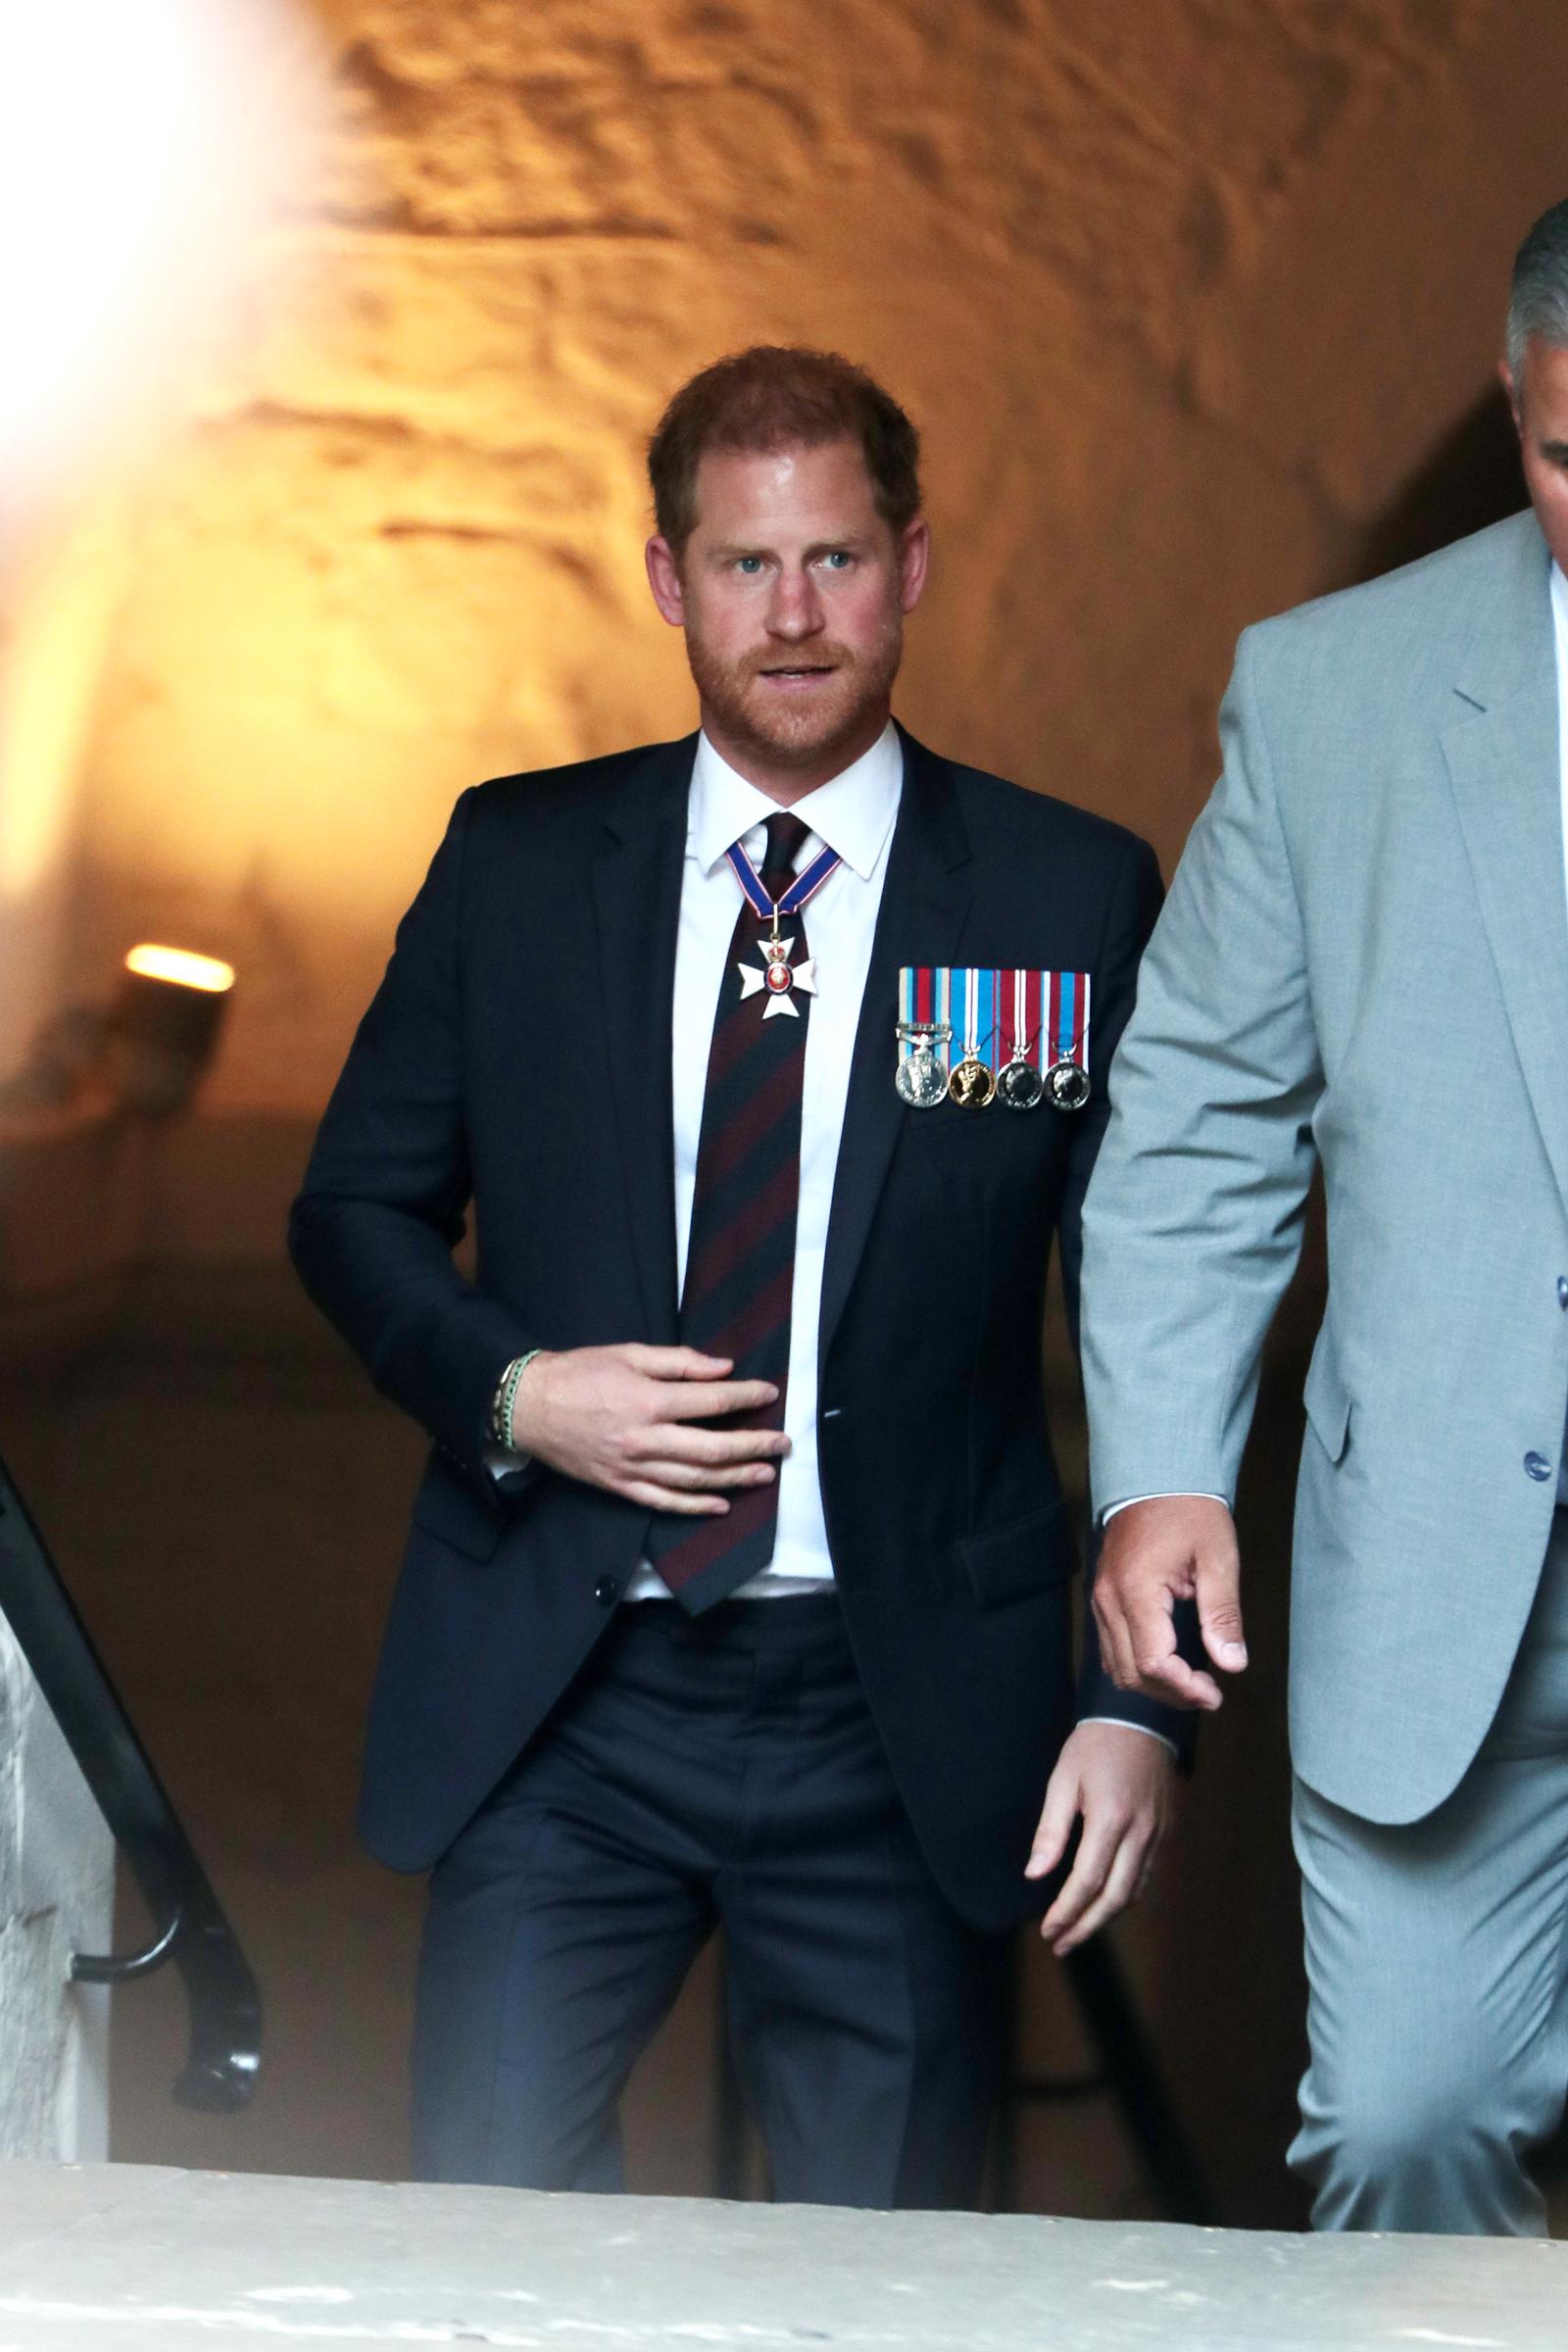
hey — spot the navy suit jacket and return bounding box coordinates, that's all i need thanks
[288,724,1183,1930]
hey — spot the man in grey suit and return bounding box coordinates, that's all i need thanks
[1079,199,1568,2236]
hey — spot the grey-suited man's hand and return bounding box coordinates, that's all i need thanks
[512,1345,790,1516]
[1094,1494,1247,1710]
[1025,1723,1178,1954]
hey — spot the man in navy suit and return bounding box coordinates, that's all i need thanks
[290,346,1183,2206]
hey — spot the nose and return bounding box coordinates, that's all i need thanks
[766,564,825,641]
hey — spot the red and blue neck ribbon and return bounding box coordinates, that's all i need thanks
[725,835,843,924]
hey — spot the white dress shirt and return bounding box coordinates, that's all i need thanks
[624,722,903,1599]
[1550,561,1568,1508]
[1552,558,1568,927]
[622,722,1170,1750]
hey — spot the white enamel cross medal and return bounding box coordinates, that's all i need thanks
[724,832,842,1019]
[738,932,817,1019]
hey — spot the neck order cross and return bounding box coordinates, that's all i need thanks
[727,815,841,1017]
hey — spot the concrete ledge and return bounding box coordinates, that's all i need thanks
[0,2164,1563,2349]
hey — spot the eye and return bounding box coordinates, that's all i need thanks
[820,551,854,571]
[735,555,764,575]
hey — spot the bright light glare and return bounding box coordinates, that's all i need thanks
[0,0,318,489]
[125,944,236,994]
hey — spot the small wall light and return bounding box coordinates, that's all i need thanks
[101,944,235,1117]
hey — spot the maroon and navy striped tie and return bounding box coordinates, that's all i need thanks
[647,810,811,1612]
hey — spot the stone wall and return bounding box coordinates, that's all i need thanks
[4,0,1567,2220]
[0,1612,112,2162]
[60,0,1566,1115]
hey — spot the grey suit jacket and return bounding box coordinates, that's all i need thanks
[1081,510,1568,1825]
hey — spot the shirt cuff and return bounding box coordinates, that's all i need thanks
[483,1444,535,1492]
[1102,1492,1230,1524]
[1076,1715,1179,1760]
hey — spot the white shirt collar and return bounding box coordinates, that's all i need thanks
[1551,559,1568,662]
[688,720,903,882]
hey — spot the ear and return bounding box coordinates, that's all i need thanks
[1499,357,1523,434]
[898,516,932,614]
[645,535,687,627]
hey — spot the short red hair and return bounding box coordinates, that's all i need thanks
[648,346,922,551]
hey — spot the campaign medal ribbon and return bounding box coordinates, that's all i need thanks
[895,967,1091,1110]
[997,966,1046,1110]
[728,833,843,1018]
[895,964,952,1107]
[1045,968,1093,1111]
[949,965,997,1109]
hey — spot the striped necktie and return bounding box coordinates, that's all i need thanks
[647,810,812,1611]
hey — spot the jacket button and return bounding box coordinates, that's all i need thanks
[1525,1452,1553,1483]
[594,1577,620,1607]
[1558,1276,1568,1309]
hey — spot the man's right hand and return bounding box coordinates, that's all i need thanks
[1092,1494,1248,1711]
[511,1345,788,1515]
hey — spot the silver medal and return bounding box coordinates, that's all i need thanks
[1045,1057,1092,1113]
[897,1047,949,1108]
[895,1019,951,1109]
[998,1056,1046,1111]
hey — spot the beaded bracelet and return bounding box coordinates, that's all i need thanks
[490,1348,542,1450]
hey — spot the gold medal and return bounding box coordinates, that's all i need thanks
[949,1054,996,1110]
[949,967,997,1107]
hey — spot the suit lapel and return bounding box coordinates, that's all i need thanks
[1441,522,1568,1213]
[592,737,695,1342]
[818,727,972,1360]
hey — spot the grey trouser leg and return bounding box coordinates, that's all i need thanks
[1290,1518,1568,2234]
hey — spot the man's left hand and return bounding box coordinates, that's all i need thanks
[1024,1722,1177,1955]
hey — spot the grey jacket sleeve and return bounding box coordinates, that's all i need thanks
[1079,625,1325,1515]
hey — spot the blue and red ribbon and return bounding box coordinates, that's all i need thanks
[725,837,843,922]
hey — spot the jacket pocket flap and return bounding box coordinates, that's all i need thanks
[1302,1335,1351,1464]
[957,1502,1074,1609]
[411,1459,505,1561]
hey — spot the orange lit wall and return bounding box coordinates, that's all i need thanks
[60,0,1567,1117]
[9,6,1564,2212]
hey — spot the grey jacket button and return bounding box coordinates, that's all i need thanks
[1525,1452,1553,1482]
[594,1577,620,1607]
[1557,1275,1568,1309]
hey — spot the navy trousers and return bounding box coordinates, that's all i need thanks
[411,1592,1008,2206]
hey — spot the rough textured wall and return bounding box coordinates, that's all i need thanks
[68,0,1563,1111]
[20,6,1567,2217]
[0,1615,112,2161]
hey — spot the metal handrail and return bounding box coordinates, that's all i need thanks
[710,1928,1213,2221]
[0,1447,261,2112]
[998,1938,1215,2223]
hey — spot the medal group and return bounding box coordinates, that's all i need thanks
[895,965,1093,1113]
[722,833,1094,1117]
